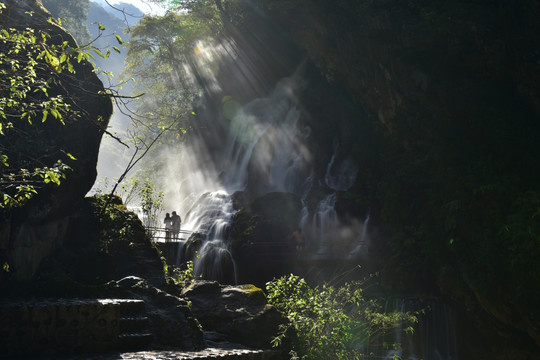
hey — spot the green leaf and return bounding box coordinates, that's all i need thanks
[41,110,48,122]
[50,108,60,119]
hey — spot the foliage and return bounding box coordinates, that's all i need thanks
[122,11,208,148]
[93,175,165,236]
[266,274,417,360]
[139,178,165,234]
[0,5,93,207]
[170,260,196,287]
[0,1,123,209]
[88,194,140,253]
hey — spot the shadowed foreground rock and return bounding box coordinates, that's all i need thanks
[107,276,204,351]
[182,281,287,349]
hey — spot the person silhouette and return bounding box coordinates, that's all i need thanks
[171,211,182,240]
[289,228,305,252]
[163,213,173,242]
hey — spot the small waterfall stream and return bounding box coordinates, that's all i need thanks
[312,192,338,255]
[366,299,459,360]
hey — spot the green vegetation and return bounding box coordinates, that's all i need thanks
[122,11,208,148]
[88,194,137,253]
[266,274,417,360]
[170,260,196,287]
[94,176,165,235]
[0,4,89,207]
[0,1,126,209]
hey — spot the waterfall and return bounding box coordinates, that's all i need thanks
[312,193,338,256]
[349,213,370,258]
[222,78,311,195]
[366,299,459,360]
[161,50,365,282]
[183,191,234,237]
[193,240,238,284]
[306,142,360,256]
[325,141,358,191]
[168,75,312,284]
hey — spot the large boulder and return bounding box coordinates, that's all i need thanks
[108,276,204,350]
[55,196,167,289]
[231,192,302,285]
[0,0,112,282]
[182,280,287,349]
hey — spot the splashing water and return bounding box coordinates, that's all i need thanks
[161,53,364,279]
[365,299,459,360]
[325,142,359,192]
[349,213,370,258]
[194,240,238,284]
[166,75,312,283]
[312,193,338,255]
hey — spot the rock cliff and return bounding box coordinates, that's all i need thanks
[0,0,112,281]
[195,1,540,358]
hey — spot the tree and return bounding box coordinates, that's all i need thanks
[41,0,92,45]
[122,11,214,147]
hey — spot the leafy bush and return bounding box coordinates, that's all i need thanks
[170,260,196,288]
[266,274,417,360]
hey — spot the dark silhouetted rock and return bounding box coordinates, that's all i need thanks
[108,276,204,351]
[231,192,302,285]
[182,280,286,349]
[0,0,112,282]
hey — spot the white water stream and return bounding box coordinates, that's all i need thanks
[163,72,365,282]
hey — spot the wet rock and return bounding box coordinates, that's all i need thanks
[231,192,301,285]
[182,281,286,349]
[108,276,204,351]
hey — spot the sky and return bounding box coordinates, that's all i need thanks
[90,0,168,16]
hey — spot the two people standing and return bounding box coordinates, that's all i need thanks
[163,211,182,242]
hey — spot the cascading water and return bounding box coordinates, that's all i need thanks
[180,191,237,282]
[194,240,238,284]
[170,74,315,284]
[349,212,370,258]
[366,299,459,360]
[312,192,338,255]
[167,61,372,278]
[325,141,359,192]
[305,142,361,257]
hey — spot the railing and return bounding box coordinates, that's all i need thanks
[145,227,193,242]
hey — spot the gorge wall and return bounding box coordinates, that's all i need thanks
[0,0,112,281]
[173,1,540,359]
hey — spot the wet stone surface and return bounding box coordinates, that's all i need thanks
[65,348,281,360]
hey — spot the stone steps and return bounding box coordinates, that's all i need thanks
[0,298,153,356]
[119,316,149,333]
[69,348,283,359]
[0,298,282,359]
[118,302,153,350]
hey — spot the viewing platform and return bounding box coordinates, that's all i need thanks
[146,227,193,243]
